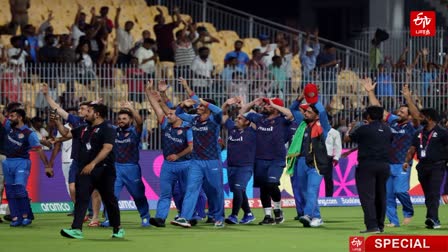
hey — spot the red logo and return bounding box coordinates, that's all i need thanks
[410,11,436,37]
[350,236,365,252]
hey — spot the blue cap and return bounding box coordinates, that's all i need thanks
[258,34,270,41]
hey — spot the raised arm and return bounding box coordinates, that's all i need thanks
[179,77,195,97]
[315,101,331,134]
[158,80,174,113]
[363,77,389,120]
[200,98,222,116]
[240,97,263,114]
[268,99,292,119]
[114,7,121,29]
[410,50,421,70]
[122,101,143,133]
[172,6,182,27]
[41,84,70,120]
[422,48,429,72]
[176,99,198,122]
[396,45,409,66]
[401,84,423,122]
[145,81,165,124]
[221,97,239,125]
[73,3,83,28]
[289,93,305,124]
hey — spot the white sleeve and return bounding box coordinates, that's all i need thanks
[333,129,342,160]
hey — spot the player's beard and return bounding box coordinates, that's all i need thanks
[304,118,315,124]
[120,124,130,130]
[10,121,18,128]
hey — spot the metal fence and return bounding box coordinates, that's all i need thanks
[1,63,448,150]
[354,28,446,67]
[149,0,369,68]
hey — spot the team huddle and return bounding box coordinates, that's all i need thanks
[0,77,447,238]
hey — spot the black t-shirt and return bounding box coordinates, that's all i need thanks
[350,121,392,163]
[71,121,116,169]
[412,125,448,165]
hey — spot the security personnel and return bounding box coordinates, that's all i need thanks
[345,106,392,233]
[403,108,448,229]
[60,103,124,239]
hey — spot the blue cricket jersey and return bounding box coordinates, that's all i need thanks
[387,114,420,164]
[3,120,41,159]
[175,102,222,160]
[161,117,193,162]
[114,125,141,164]
[245,112,291,160]
[225,119,256,167]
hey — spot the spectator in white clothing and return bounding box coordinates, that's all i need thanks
[8,36,28,72]
[191,46,214,95]
[71,4,87,48]
[135,38,156,76]
[324,114,342,197]
[76,41,95,84]
[115,7,134,65]
[256,34,278,67]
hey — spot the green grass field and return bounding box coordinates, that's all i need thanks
[1,205,446,252]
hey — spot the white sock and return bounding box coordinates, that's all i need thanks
[273,201,281,210]
[264,208,272,216]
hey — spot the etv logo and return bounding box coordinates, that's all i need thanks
[410,11,435,37]
[349,236,365,252]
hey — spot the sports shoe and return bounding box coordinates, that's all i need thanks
[10,220,22,227]
[273,209,284,224]
[205,217,215,223]
[22,218,32,226]
[60,228,84,239]
[425,218,441,229]
[170,218,191,228]
[310,218,324,227]
[240,213,255,224]
[112,228,125,238]
[189,219,198,226]
[294,216,301,221]
[299,215,311,227]
[360,228,380,234]
[258,215,275,225]
[149,217,166,227]
[100,220,110,227]
[214,220,225,228]
[141,218,150,227]
[224,215,238,224]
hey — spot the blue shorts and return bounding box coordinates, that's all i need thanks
[2,158,31,185]
[68,160,78,184]
[227,166,253,192]
[254,159,285,187]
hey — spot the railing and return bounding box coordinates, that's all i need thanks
[353,28,445,67]
[1,63,447,150]
[148,0,369,68]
